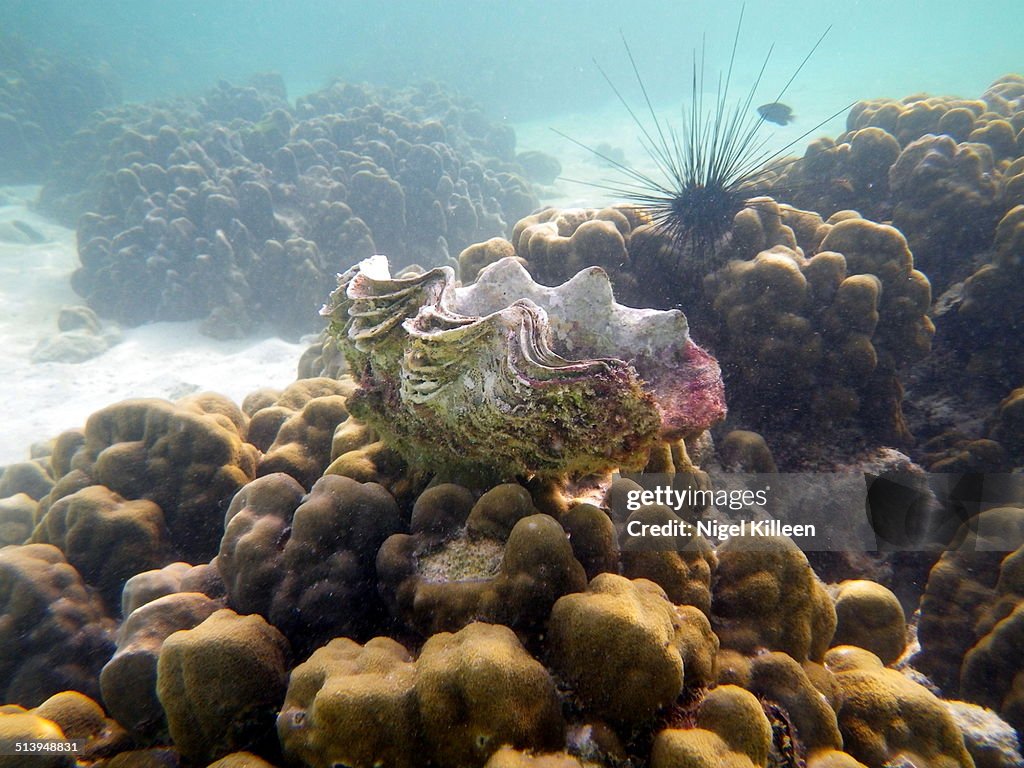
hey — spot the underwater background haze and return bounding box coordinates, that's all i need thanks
[5,0,1023,118]
[2,2,1024,768]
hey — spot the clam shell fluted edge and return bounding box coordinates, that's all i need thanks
[322,256,726,479]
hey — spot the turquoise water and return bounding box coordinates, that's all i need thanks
[3,2,1024,765]
[5,0,1022,119]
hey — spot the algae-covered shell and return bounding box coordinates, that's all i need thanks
[323,256,725,479]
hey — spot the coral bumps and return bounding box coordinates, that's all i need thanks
[278,624,563,768]
[713,535,837,662]
[0,402,993,768]
[156,609,290,764]
[56,394,259,562]
[505,201,932,446]
[417,623,565,766]
[217,472,403,654]
[0,544,115,707]
[650,686,772,768]
[40,78,539,336]
[916,506,1024,737]
[777,74,1023,294]
[825,647,974,768]
[547,574,717,726]
[376,484,587,638]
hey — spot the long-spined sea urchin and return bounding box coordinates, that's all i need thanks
[556,7,850,272]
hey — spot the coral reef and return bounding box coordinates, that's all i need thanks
[29,690,129,760]
[988,386,1024,466]
[1,370,1017,765]
[716,76,1024,477]
[458,235,520,283]
[617,502,717,615]
[323,255,725,479]
[321,422,419,505]
[415,622,565,767]
[0,708,73,768]
[7,66,1024,767]
[100,591,222,740]
[0,493,35,546]
[705,208,933,442]
[244,377,355,450]
[0,34,119,183]
[957,205,1024,388]
[774,74,1024,296]
[887,134,1002,289]
[547,574,717,726]
[825,646,975,768]
[278,636,420,768]
[247,378,355,488]
[960,585,1024,734]
[0,544,115,707]
[558,502,619,581]
[0,460,51,547]
[916,506,1024,696]
[905,203,1024,470]
[718,430,778,474]
[712,535,836,662]
[0,458,54,502]
[120,560,224,617]
[39,78,538,336]
[650,685,772,768]
[156,608,290,765]
[376,483,586,638]
[42,393,258,562]
[719,649,844,760]
[30,485,175,610]
[279,624,570,768]
[506,201,932,452]
[830,580,907,665]
[217,472,403,654]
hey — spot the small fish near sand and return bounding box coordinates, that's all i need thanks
[757,101,795,125]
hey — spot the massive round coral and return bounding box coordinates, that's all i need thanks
[376,483,586,638]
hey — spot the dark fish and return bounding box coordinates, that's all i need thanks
[757,102,795,126]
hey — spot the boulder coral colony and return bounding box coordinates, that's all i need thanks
[1,29,1024,768]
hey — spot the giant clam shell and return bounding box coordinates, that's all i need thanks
[323,256,725,479]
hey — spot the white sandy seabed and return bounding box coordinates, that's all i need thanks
[0,186,306,466]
